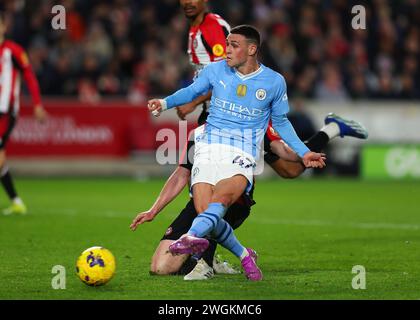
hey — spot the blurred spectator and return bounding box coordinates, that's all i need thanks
[127,63,150,105]
[371,71,399,99]
[315,63,350,102]
[348,71,370,99]
[98,59,122,96]
[2,0,418,102]
[78,78,101,104]
[83,21,113,65]
[62,0,85,43]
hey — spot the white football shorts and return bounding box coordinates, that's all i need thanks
[191,140,256,194]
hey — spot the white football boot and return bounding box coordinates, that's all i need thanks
[213,254,241,274]
[183,258,214,281]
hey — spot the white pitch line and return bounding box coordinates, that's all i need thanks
[41,208,79,216]
[39,208,128,218]
[33,209,420,230]
[255,218,420,231]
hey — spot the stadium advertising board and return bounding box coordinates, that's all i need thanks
[8,102,150,156]
[362,145,420,179]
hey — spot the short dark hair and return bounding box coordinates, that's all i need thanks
[229,25,261,49]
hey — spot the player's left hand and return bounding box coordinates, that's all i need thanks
[34,105,48,123]
[130,210,157,231]
[302,152,326,168]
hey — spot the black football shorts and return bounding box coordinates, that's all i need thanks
[161,199,251,241]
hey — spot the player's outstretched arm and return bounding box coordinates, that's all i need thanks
[270,76,326,169]
[176,91,212,120]
[13,44,48,123]
[130,166,191,231]
[271,115,326,168]
[269,140,300,162]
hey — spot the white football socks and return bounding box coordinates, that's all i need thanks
[320,122,340,140]
[240,248,249,261]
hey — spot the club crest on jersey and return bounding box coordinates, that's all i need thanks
[256,89,266,100]
[236,84,247,97]
[193,38,198,49]
[212,44,224,57]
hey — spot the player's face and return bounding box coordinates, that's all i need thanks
[225,34,249,68]
[180,0,207,18]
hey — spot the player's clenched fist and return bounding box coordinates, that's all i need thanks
[147,99,167,117]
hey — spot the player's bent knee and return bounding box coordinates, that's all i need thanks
[151,256,187,275]
[150,256,175,275]
[150,262,173,275]
[150,240,188,275]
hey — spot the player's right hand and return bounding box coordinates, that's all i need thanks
[130,210,157,231]
[147,99,163,117]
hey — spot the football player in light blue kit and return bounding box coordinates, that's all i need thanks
[148,25,326,281]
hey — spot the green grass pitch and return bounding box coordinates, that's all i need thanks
[0,178,419,299]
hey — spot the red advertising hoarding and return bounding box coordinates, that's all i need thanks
[8,100,152,156]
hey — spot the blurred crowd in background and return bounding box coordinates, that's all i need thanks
[3,0,420,104]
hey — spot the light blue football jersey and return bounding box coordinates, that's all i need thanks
[165,60,310,159]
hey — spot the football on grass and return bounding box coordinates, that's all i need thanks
[76,246,116,286]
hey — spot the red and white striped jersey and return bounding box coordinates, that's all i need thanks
[266,120,283,142]
[0,40,41,116]
[188,13,230,74]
